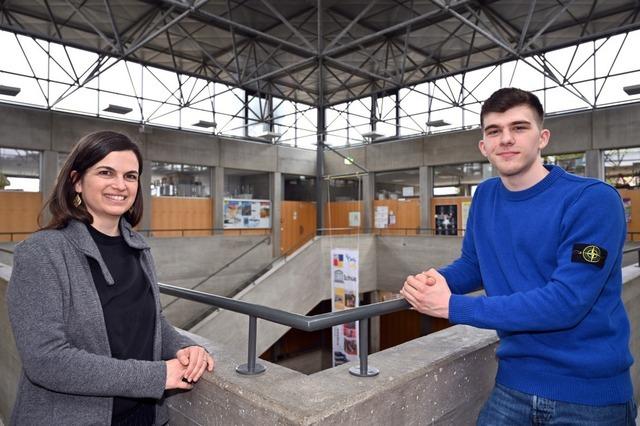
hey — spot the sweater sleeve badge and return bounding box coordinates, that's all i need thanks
[571,243,607,268]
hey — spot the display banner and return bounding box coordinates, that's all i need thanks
[331,248,359,366]
[223,198,271,229]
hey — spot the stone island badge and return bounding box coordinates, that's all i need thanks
[572,243,607,268]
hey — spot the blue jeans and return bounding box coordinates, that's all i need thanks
[477,383,637,425]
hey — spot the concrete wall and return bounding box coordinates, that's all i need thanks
[376,235,463,292]
[167,326,499,426]
[191,238,326,357]
[151,235,274,329]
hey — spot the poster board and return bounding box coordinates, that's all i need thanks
[331,248,359,366]
[435,204,457,235]
[223,198,271,229]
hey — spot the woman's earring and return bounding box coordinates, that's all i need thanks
[73,193,82,207]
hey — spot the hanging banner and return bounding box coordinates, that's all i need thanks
[331,248,359,366]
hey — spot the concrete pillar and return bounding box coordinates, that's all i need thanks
[271,172,282,256]
[39,150,59,225]
[40,150,58,199]
[140,159,152,232]
[213,166,224,233]
[419,165,433,232]
[585,149,604,180]
[362,173,375,230]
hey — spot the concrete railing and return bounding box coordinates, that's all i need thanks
[1,263,639,425]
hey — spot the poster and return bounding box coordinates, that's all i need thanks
[435,204,457,235]
[374,205,389,228]
[623,198,631,223]
[223,198,271,229]
[348,211,361,227]
[331,248,359,366]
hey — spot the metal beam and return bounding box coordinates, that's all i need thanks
[258,0,316,52]
[174,23,239,84]
[431,0,518,56]
[103,0,123,54]
[63,0,119,51]
[241,57,317,87]
[518,0,537,51]
[156,0,315,58]
[124,0,208,57]
[521,0,579,52]
[323,0,379,52]
[325,1,472,57]
[324,57,398,86]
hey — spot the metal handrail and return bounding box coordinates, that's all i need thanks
[3,242,639,377]
[158,282,409,377]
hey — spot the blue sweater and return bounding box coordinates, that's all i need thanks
[440,165,633,405]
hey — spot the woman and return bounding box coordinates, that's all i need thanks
[7,131,214,425]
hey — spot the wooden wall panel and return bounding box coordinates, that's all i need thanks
[617,189,640,241]
[324,201,363,235]
[0,192,42,242]
[151,196,213,237]
[280,201,316,255]
[373,199,420,235]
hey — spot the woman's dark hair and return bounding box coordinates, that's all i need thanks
[40,131,144,229]
[480,87,544,128]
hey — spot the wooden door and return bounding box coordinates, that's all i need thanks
[280,201,316,255]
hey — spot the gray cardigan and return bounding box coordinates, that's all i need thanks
[7,219,195,425]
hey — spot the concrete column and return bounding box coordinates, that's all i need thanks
[39,150,59,225]
[362,173,375,230]
[40,150,58,199]
[213,166,224,233]
[140,159,152,232]
[585,149,604,180]
[270,172,282,256]
[419,165,433,232]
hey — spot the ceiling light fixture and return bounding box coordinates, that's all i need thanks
[193,120,217,128]
[623,84,640,96]
[426,119,450,127]
[0,85,21,96]
[103,104,133,114]
[256,130,282,142]
[362,131,384,141]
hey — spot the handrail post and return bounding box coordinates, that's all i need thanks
[236,315,266,375]
[349,318,379,377]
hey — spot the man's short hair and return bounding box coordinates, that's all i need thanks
[480,88,544,128]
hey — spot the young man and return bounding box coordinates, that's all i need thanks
[400,88,637,425]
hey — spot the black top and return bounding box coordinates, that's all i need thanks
[86,224,156,425]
